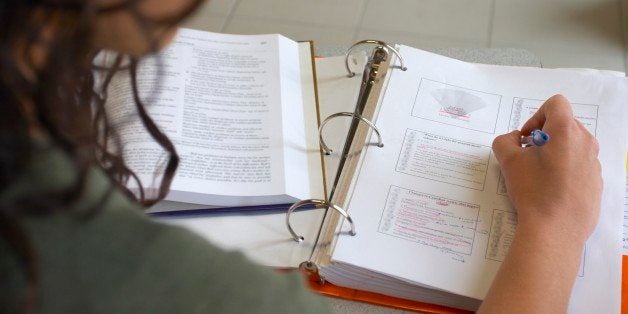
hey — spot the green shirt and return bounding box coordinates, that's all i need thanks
[0,142,330,313]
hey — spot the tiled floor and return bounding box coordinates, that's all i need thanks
[184,0,628,72]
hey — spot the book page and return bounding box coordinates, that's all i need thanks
[328,46,627,312]
[106,29,318,206]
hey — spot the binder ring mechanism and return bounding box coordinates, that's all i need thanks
[286,199,356,243]
[317,40,407,155]
[344,40,408,78]
[318,112,383,155]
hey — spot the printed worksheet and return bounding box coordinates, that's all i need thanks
[328,45,627,312]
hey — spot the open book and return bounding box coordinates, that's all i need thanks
[104,29,325,209]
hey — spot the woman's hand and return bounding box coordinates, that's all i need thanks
[492,94,602,245]
[479,95,602,313]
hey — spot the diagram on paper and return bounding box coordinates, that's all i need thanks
[396,129,491,190]
[486,209,517,262]
[509,97,599,136]
[378,185,480,256]
[412,78,502,134]
[496,172,507,196]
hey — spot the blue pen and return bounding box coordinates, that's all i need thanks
[521,129,550,146]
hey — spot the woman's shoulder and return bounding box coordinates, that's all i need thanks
[0,141,329,313]
[1,148,329,313]
[1,198,329,313]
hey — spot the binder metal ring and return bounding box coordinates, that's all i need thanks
[344,40,408,77]
[318,112,383,155]
[286,199,356,243]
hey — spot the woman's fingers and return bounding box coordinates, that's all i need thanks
[521,94,574,136]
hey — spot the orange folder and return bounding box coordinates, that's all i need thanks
[287,256,628,313]
[282,267,468,313]
[305,276,471,313]
[623,256,628,313]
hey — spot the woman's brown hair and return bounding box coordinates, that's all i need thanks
[0,0,204,312]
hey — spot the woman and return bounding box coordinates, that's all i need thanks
[0,0,602,313]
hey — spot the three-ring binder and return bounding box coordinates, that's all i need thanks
[285,40,407,266]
